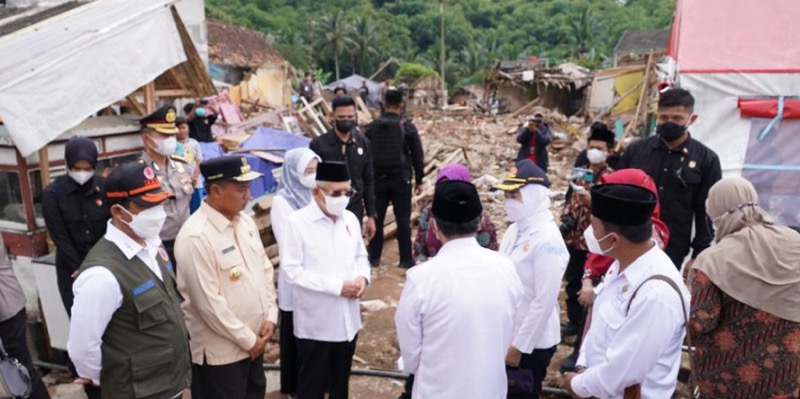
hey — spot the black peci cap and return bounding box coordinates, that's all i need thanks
[591,183,656,226]
[432,180,483,223]
[105,162,173,206]
[588,122,616,147]
[316,161,350,182]
[200,156,263,183]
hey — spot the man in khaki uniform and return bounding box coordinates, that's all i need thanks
[138,105,194,265]
[175,156,278,399]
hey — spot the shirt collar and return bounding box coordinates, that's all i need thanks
[651,133,692,152]
[199,201,237,232]
[104,220,160,260]
[612,243,661,287]
[304,200,332,223]
[437,236,480,255]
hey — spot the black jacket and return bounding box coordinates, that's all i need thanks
[618,135,721,262]
[188,114,218,143]
[515,123,552,172]
[310,130,377,218]
[364,113,425,184]
[42,175,110,274]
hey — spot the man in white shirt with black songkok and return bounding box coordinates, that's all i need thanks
[280,161,370,399]
[565,183,690,399]
[395,180,524,399]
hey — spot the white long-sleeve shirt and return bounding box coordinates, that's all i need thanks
[67,222,163,386]
[280,201,370,342]
[573,245,689,399]
[271,194,296,311]
[395,238,524,399]
[499,218,568,352]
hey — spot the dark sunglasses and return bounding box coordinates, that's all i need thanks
[320,187,357,198]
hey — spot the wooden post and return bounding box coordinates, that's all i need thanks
[143,82,156,114]
[38,147,50,189]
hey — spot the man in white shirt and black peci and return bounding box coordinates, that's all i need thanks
[395,180,524,399]
[564,183,690,399]
[279,161,371,399]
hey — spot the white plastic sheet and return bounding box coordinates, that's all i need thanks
[0,0,186,157]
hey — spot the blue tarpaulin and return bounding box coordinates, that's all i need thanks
[198,128,310,198]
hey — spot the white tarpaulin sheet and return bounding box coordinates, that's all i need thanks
[0,0,186,157]
[680,73,800,175]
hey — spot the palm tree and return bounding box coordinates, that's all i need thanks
[347,16,381,75]
[565,6,603,58]
[311,10,355,80]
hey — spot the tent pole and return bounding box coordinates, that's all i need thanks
[144,82,156,113]
[39,147,50,189]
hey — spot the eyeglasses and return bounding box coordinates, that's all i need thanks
[320,187,357,198]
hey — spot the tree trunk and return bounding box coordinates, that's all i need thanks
[334,42,341,81]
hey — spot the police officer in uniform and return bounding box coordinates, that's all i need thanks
[138,105,194,266]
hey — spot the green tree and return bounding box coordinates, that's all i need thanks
[565,5,604,58]
[311,10,355,80]
[347,16,381,76]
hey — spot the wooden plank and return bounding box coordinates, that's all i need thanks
[618,51,654,152]
[168,68,190,90]
[143,82,156,114]
[155,89,195,97]
[38,147,50,188]
[125,95,146,116]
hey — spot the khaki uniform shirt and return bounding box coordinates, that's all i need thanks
[175,202,278,365]
[139,152,193,241]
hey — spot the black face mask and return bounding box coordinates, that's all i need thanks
[656,121,688,142]
[335,120,356,134]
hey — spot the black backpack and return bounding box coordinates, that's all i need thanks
[370,117,408,171]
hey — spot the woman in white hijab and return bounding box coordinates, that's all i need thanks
[493,159,569,399]
[271,147,319,398]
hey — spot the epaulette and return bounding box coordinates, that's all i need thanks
[170,154,189,163]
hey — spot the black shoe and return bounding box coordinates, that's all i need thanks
[561,323,579,337]
[398,261,414,269]
[560,352,578,373]
[369,258,380,267]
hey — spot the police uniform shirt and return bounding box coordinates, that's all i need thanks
[573,245,690,398]
[175,201,278,365]
[139,152,193,241]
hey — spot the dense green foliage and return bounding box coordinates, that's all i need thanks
[207,0,674,88]
[395,62,439,84]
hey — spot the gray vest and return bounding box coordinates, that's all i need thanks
[80,238,190,399]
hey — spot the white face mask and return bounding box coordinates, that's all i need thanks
[300,174,317,189]
[324,195,349,217]
[583,225,615,255]
[149,136,177,156]
[504,198,527,222]
[119,204,166,240]
[68,170,94,186]
[586,148,608,165]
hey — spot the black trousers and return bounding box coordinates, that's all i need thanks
[564,246,588,328]
[507,346,557,399]
[297,335,358,399]
[368,177,413,267]
[0,309,50,399]
[191,357,266,399]
[665,242,689,270]
[347,195,365,225]
[279,310,299,394]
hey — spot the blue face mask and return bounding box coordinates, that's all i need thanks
[195,108,207,117]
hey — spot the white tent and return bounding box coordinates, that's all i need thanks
[324,74,382,106]
[669,0,800,227]
[0,0,187,157]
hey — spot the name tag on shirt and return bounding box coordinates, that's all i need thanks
[221,245,236,255]
[133,279,156,296]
